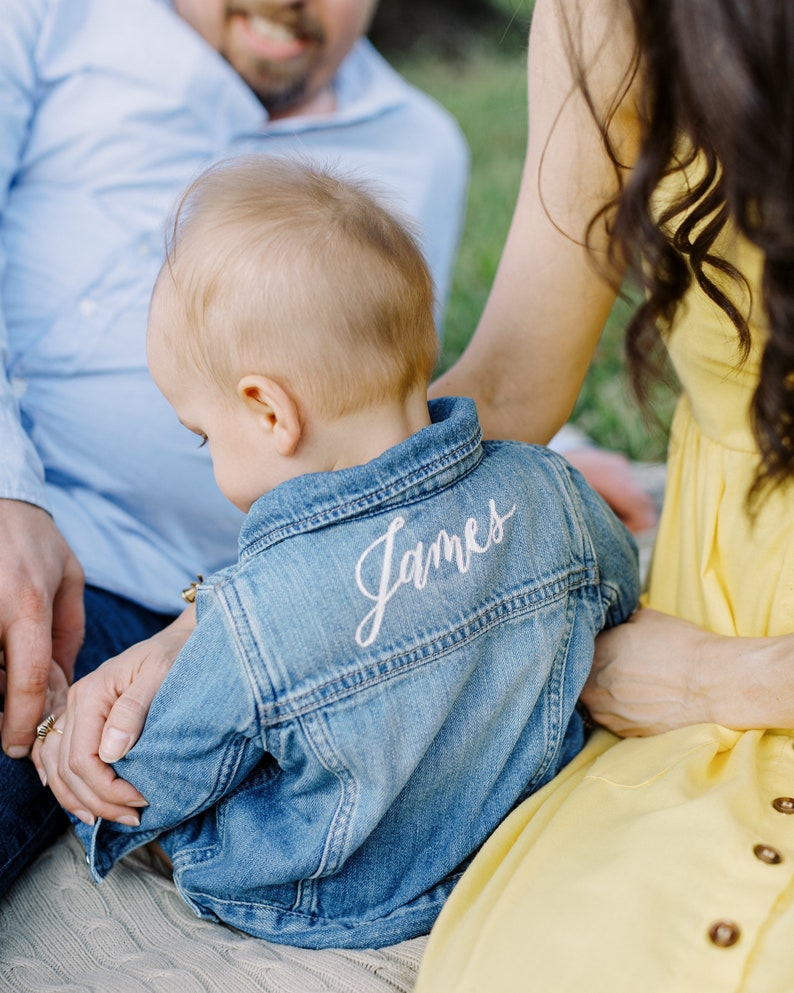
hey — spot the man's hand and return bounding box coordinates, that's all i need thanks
[564,448,658,534]
[0,655,69,728]
[0,500,84,757]
[32,607,195,824]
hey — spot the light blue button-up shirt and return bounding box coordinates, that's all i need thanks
[0,0,469,612]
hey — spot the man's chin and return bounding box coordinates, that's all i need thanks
[249,76,310,116]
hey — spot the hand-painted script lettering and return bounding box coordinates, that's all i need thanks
[355,499,517,647]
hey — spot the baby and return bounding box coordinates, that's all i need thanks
[53,158,639,948]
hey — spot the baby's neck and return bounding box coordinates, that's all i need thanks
[306,393,432,474]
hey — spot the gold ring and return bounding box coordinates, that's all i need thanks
[36,713,59,741]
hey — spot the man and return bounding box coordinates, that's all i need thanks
[0,0,468,894]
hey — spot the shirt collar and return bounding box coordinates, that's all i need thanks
[160,1,405,134]
[261,40,409,135]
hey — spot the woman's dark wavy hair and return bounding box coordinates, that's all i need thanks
[578,0,794,504]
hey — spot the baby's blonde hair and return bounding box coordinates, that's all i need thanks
[162,156,438,417]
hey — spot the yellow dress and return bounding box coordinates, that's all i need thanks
[415,234,794,992]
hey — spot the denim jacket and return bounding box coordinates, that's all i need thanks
[75,397,639,948]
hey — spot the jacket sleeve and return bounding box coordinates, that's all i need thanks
[0,0,51,510]
[565,460,642,629]
[82,593,266,862]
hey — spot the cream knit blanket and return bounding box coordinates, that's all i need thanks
[0,831,425,992]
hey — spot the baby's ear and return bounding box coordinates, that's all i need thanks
[237,374,302,457]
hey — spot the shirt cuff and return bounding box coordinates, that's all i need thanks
[0,404,50,513]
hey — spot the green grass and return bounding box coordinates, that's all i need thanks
[392,7,675,461]
[394,31,530,374]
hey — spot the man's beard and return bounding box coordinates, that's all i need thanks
[252,74,311,115]
[225,3,325,115]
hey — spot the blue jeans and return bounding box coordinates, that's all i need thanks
[0,586,176,898]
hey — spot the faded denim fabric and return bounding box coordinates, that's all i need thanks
[75,398,639,948]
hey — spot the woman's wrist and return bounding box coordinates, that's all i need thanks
[699,631,794,730]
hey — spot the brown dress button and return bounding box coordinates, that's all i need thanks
[773,797,794,814]
[754,843,783,864]
[708,920,741,947]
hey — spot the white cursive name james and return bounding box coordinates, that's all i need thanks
[355,498,517,647]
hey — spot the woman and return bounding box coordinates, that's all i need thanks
[416,0,794,990]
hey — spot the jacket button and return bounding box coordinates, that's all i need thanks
[708,920,741,947]
[753,843,783,864]
[773,797,794,814]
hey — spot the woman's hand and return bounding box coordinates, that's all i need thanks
[582,608,719,736]
[583,608,794,736]
[32,606,195,824]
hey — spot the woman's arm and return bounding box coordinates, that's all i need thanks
[583,608,794,735]
[431,0,641,444]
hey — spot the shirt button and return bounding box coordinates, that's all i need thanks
[754,843,783,864]
[708,920,741,947]
[773,797,794,814]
